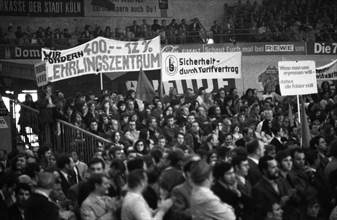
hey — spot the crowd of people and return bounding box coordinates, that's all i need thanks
[1,0,336,47]
[1,79,337,220]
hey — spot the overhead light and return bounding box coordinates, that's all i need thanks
[5,91,14,94]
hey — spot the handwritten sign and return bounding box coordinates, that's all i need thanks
[161,52,241,81]
[316,59,337,80]
[278,61,318,96]
[42,36,161,82]
[84,0,160,17]
[34,61,48,87]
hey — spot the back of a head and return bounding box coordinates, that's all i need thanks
[127,169,146,189]
[36,172,55,190]
[87,173,104,192]
[56,154,70,169]
[167,149,184,167]
[246,139,260,155]
[127,157,144,172]
[190,160,212,185]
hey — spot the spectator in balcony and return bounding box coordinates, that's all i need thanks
[140,19,150,39]
[151,19,161,33]
[15,26,25,41]
[188,18,201,43]
[223,17,235,42]
[103,26,114,39]
[125,27,135,41]
[4,25,15,44]
[45,27,53,39]
[166,25,177,44]
[79,25,93,44]
[167,19,177,32]
[63,28,71,40]
[114,27,124,40]
[210,20,221,43]
[129,20,141,39]
[161,20,168,31]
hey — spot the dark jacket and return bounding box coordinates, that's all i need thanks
[24,193,59,220]
[252,177,301,220]
[247,158,262,186]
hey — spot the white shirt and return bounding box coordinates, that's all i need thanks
[248,156,259,165]
[121,192,164,220]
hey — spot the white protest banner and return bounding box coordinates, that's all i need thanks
[278,61,318,96]
[161,52,241,82]
[316,59,337,80]
[42,36,161,82]
[34,61,48,87]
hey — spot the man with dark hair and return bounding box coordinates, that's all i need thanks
[170,155,200,220]
[122,169,172,220]
[252,156,300,220]
[159,150,185,194]
[270,123,286,152]
[16,153,28,176]
[68,157,106,208]
[163,115,178,146]
[232,155,254,220]
[57,154,76,195]
[8,183,31,220]
[309,135,329,169]
[235,127,254,148]
[25,172,59,220]
[70,150,88,180]
[127,157,146,173]
[290,148,316,200]
[304,150,320,187]
[211,161,243,218]
[246,139,264,186]
[124,120,140,145]
[0,173,17,220]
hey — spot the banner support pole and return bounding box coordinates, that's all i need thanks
[297,95,301,124]
[100,72,103,91]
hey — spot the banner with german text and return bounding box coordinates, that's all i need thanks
[316,59,337,80]
[42,36,160,82]
[0,0,84,16]
[161,52,241,82]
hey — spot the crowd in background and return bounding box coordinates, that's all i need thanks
[1,80,337,220]
[0,0,336,47]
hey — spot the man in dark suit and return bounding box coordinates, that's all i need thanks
[246,139,264,186]
[232,155,255,220]
[170,155,200,220]
[0,173,17,220]
[159,150,186,194]
[8,183,31,220]
[25,172,60,220]
[57,154,76,196]
[211,161,243,219]
[310,135,329,169]
[270,123,287,152]
[252,156,301,220]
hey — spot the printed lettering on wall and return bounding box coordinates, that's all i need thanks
[0,0,84,16]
